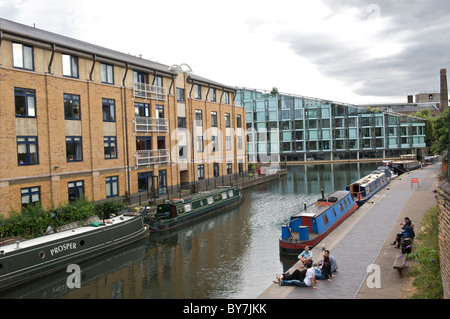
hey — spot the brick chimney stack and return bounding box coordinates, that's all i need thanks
[440,68,448,111]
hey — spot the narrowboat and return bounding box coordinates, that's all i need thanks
[0,212,149,292]
[390,154,422,175]
[346,170,389,206]
[279,190,358,255]
[145,186,242,232]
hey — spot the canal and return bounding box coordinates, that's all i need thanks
[1,162,382,299]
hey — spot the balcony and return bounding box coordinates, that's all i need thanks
[136,149,170,167]
[133,82,167,101]
[135,116,168,133]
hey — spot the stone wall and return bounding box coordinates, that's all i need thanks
[436,178,450,299]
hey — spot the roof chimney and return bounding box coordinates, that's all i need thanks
[440,68,448,111]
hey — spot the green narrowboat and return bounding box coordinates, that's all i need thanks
[145,186,242,232]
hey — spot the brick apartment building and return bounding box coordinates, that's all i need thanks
[0,18,246,216]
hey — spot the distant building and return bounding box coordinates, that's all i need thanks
[236,88,427,164]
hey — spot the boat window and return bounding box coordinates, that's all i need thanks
[207,196,214,205]
[184,204,192,213]
[323,214,329,225]
[343,199,348,209]
[339,203,344,212]
[228,190,234,197]
[332,209,337,217]
[222,192,227,199]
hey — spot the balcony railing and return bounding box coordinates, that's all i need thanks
[135,116,168,133]
[133,82,167,101]
[136,149,170,167]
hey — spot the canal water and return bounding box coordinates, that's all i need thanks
[1,162,382,299]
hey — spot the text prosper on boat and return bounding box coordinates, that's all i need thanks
[50,243,77,256]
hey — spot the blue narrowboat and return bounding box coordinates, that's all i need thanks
[346,170,389,206]
[279,190,358,255]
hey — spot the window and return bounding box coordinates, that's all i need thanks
[194,84,202,99]
[21,186,40,210]
[198,164,205,180]
[159,170,167,194]
[226,136,231,150]
[136,136,151,151]
[237,136,243,150]
[17,136,38,165]
[176,87,185,102]
[13,43,34,70]
[133,71,149,84]
[138,171,153,192]
[106,176,119,198]
[236,114,242,128]
[66,136,83,162]
[210,88,216,102]
[135,102,150,117]
[62,54,78,78]
[224,92,229,104]
[212,136,218,152]
[195,110,202,126]
[197,136,204,152]
[64,94,81,120]
[211,111,217,127]
[323,214,329,225]
[102,98,115,122]
[178,117,186,129]
[225,113,230,127]
[213,163,220,177]
[68,181,84,202]
[15,88,36,117]
[227,161,232,175]
[104,136,117,159]
[101,63,114,84]
[156,105,164,118]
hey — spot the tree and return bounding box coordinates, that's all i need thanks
[413,109,434,147]
[430,108,449,155]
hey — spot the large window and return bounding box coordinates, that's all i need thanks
[17,136,38,165]
[21,186,40,210]
[62,54,79,78]
[138,171,153,192]
[105,176,119,198]
[197,136,204,152]
[194,84,202,99]
[66,136,83,162]
[210,88,216,102]
[104,136,117,159]
[135,102,150,117]
[198,164,205,180]
[64,94,81,120]
[15,88,36,118]
[13,43,34,70]
[101,63,114,84]
[68,181,84,202]
[225,113,231,127]
[102,98,116,122]
[176,87,185,102]
[195,110,202,126]
[211,111,217,127]
[136,136,151,151]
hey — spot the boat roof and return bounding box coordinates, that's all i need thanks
[0,214,137,255]
[163,187,237,205]
[350,171,386,186]
[291,190,350,219]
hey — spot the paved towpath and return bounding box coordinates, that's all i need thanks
[258,164,439,299]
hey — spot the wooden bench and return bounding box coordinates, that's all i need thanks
[393,237,413,277]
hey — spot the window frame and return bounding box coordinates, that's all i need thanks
[104,136,118,159]
[64,93,81,120]
[101,63,114,84]
[68,180,84,202]
[15,87,36,118]
[13,42,34,70]
[102,98,116,122]
[62,54,79,78]
[17,136,39,166]
[21,186,41,210]
[66,136,83,162]
[105,176,119,198]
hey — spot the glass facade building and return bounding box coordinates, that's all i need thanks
[236,88,427,163]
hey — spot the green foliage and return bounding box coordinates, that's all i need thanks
[409,207,443,299]
[430,108,449,155]
[0,197,126,239]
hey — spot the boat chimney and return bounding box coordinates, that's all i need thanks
[303,202,307,210]
[321,189,324,199]
[16,241,20,249]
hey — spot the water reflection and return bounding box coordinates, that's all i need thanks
[0,163,381,299]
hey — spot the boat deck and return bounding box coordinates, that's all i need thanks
[290,190,349,219]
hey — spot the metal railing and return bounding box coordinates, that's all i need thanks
[133,82,167,101]
[135,116,168,133]
[136,149,170,167]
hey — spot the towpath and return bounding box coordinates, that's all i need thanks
[258,164,440,299]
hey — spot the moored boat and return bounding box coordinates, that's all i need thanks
[279,190,358,255]
[346,170,389,206]
[145,186,242,232]
[0,212,149,292]
[390,154,422,175]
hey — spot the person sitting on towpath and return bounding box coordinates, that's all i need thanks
[317,250,338,272]
[298,246,313,265]
[314,255,333,282]
[391,221,415,248]
[276,261,318,289]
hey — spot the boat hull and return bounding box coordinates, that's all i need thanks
[0,213,149,292]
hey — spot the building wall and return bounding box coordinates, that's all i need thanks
[436,179,450,299]
[0,26,246,216]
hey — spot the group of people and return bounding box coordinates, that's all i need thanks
[391,217,415,248]
[274,246,338,289]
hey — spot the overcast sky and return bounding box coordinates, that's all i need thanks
[1,0,449,104]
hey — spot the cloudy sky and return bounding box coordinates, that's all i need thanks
[1,0,449,104]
